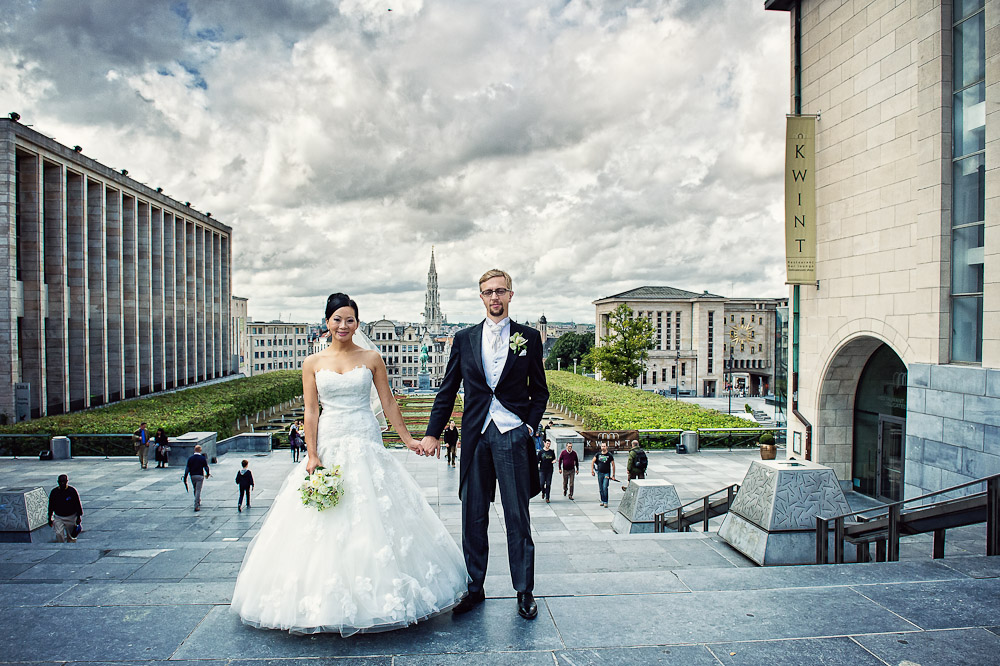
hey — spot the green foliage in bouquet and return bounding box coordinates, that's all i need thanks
[0,371,303,438]
[546,371,757,431]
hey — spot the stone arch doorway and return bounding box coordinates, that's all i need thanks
[852,345,907,501]
[816,337,907,501]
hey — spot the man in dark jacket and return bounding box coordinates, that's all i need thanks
[420,269,549,621]
[48,474,83,543]
[183,445,211,511]
[236,459,254,512]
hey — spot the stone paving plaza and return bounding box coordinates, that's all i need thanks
[2,445,999,665]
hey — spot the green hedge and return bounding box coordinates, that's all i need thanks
[546,371,758,430]
[0,371,303,439]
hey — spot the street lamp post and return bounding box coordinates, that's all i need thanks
[674,350,680,401]
[727,348,735,415]
[573,358,578,374]
[557,358,561,372]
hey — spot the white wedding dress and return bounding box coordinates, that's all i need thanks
[231,366,468,635]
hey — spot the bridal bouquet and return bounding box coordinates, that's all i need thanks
[299,466,344,511]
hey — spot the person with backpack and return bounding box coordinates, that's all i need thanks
[623,440,648,491]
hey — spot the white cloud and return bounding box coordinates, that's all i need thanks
[2,0,790,324]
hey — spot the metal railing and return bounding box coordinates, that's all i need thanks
[653,483,741,533]
[0,433,136,458]
[816,473,1000,564]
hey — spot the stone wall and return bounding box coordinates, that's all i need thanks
[905,363,1000,498]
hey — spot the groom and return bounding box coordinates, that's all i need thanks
[422,269,548,620]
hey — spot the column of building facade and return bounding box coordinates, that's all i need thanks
[86,179,107,404]
[42,160,68,414]
[18,151,45,417]
[0,127,15,417]
[150,206,164,392]
[163,211,176,389]
[137,201,152,394]
[195,224,205,382]
[211,231,220,377]
[105,188,124,402]
[121,194,138,399]
[66,168,88,411]
[221,234,231,373]
[204,226,214,379]
[186,219,197,384]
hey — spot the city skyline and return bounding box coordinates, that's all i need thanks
[2,1,791,323]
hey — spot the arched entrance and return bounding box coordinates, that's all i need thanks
[852,344,907,501]
[816,337,906,501]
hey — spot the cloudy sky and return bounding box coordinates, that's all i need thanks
[2,0,790,325]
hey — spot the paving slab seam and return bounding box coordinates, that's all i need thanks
[846,636,892,666]
[703,644,743,665]
[846,585,930,632]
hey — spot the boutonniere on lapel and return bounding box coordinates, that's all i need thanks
[509,332,528,357]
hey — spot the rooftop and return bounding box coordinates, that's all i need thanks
[594,286,726,303]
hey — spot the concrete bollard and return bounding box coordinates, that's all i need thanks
[50,436,72,460]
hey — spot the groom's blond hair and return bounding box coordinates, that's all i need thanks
[479,269,512,289]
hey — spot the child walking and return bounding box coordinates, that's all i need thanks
[236,460,254,512]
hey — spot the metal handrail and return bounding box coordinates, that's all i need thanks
[653,483,741,533]
[816,473,1000,564]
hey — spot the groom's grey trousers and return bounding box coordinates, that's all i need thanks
[462,422,535,595]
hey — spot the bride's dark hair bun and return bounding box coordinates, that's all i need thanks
[325,293,359,320]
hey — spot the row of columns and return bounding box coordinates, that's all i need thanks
[8,146,232,418]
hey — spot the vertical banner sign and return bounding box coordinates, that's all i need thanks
[785,115,817,284]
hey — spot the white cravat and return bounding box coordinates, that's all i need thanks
[480,318,523,434]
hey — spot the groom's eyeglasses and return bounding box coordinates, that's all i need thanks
[480,288,511,298]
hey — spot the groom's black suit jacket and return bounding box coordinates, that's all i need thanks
[426,320,549,499]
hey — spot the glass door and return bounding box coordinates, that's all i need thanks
[877,415,905,502]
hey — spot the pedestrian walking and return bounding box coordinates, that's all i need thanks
[183,444,211,511]
[538,439,556,502]
[442,420,459,467]
[622,440,648,491]
[133,422,151,469]
[236,459,254,512]
[153,427,170,468]
[558,441,580,500]
[289,421,301,463]
[591,443,616,507]
[47,474,83,543]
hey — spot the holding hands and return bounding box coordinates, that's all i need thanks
[418,436,440,458]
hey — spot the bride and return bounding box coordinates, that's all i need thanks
[231,293,468,635]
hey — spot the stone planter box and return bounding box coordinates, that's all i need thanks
[0,487,48,532]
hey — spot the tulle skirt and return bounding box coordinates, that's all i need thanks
[231,419,468,636]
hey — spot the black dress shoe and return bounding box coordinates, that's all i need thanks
[517,592,537,620]
[452,590,485,614]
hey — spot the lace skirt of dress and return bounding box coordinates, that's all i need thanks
[230,412,468,636]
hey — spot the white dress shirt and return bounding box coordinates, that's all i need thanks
[480,317,524,434]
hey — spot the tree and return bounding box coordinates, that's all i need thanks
[545,332,595,372]
[584,303,654,386]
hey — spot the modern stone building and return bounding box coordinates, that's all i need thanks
[247,321,309,375]
[593,287,786,398]
[0,117,233,420]
[767,0,1000,502]
[231,296,249,376]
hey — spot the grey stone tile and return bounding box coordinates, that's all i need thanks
[961,450,1000,479]
[0,582,74,606]
[908,363,930,388]
[675,560,964,592]
[921,439,962,473]
[939,555,1000,579]
[184,561,242,579]
[710,636,884,665]
[0,562,35,578]
[173,600,562,659]
[908,413,944,443]
[926,390,965,420]
[49,580,234,606]
[231,657,392,666]
[553,646,719,665]
[986,425,1000,457]
[943,417,984,451]
[36,548,105,565]
[0,604,212,661]
[396,652,554,665]
[930,365,985,395]
[546,587,915,647]
[988,370,1000,398]
[854,578,1000,629]
[855,627,1000,666]
[964,395,1000,427]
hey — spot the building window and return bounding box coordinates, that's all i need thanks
[661,368,667,381]
[707,311,714,374]
[674,311,681,350]
[952,0,985,362]
[665,312,672,350]
[656,311,662,350]
[681,362,686,377]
